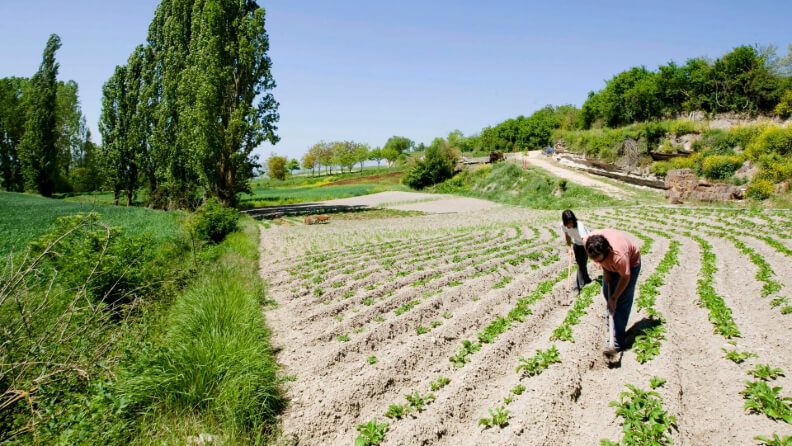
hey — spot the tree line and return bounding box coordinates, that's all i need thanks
[415,44,792,158]
[99,0,278,208]
[0,35,96,196]
[580,45,792,128]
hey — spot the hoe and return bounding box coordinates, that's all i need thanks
[604,310,618,358]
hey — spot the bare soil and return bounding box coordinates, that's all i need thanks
[259,204,792,445]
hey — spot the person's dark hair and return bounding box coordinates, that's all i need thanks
[561,209,577,227]
[585,234,612,260]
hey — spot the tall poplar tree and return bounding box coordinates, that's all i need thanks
[100,66,138,205]
[181,0,279,206]
[19,34,61,196]
[146,0,200,208]
[0,77,28,191]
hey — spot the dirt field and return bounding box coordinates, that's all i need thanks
[258,201,792,445]
[320,191,503,214]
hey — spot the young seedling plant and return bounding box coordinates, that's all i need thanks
[600,383,677,446]
[478,405,510,429]
[722,347,757,364]
[355,418,389,446]
[515,345,560,378]
[740,380,792,423]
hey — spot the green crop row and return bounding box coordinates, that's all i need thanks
[450,269,568,368]
[549,283,596,342]
[633,240,680,363]
[694,236,740,339]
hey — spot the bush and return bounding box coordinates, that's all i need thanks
[746,179,774,200]
[755,154,792,183]
[775,90,792,119]
[668,119,697,136]
[402,139,459,189]
[650,156,697,177]
[0,212,182,443]
[745,125,792,159]
[701,155,745,180]
[190,198,240,243]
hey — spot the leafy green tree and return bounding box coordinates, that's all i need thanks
[100,65,138,205]
[54,80,87,179]
[381,145,400,166]
[0,77,28,191]
[403,138,459,189]
[145,0,200,208]
[18,34,61,196]
[368,147,383,167]
[68,130,103,192]
[709,45,782,114]
[383,136,414,158]
[302,148,318,175]
[354,142,369,171]
[316,141,335,174]
[266,154,287,180]
[179,0,279,206]
[287,158,300,173]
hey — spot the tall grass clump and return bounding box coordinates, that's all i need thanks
[116,219,284,444]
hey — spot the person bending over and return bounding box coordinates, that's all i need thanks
[584,229,641,352]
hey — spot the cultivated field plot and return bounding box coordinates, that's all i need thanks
[259,205,792,445]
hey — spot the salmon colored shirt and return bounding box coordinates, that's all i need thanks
[584,229,641,276]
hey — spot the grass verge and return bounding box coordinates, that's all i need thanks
[432,162,623,209]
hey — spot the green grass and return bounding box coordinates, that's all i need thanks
[112,219,284,444]
[0,191,182,257]
[1,210,284,445]
[433,162,622,209]
[239,168,408,208]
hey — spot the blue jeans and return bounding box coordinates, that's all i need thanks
[602,263,641,350]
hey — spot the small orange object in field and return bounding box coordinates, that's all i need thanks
[304,215,330,225]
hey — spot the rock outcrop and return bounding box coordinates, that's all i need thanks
[665,168,745,202]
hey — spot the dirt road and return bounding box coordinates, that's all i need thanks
[507,151,633,199]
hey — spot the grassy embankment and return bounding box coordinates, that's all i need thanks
[556,119,792,204]
[0,192,282,445]
[433,162,625,209]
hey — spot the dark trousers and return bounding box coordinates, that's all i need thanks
[572,243,592,290]
[602,263,641,350]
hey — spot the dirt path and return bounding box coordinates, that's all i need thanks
[507,151,632,199]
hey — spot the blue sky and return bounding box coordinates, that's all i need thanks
[1,1,790,161]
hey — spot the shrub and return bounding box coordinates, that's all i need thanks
[402,139,459,189]
[746,125,792,159]
[650,156,697,177]
[755,154,792,183]
[746,179,774,200]
[190,198,240,243]
[701,154,745,180]
[650,161,672,176]
[774,90,792,119]
[668,119,697,136]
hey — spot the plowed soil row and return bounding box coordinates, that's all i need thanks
[259,206,792,445]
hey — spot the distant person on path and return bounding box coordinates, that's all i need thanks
[584,229,641,352]
[561,210,592,292]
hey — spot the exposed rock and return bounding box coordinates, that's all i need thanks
[665,168,745,202]
[735,160,759,182]
[776,180,790,194]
